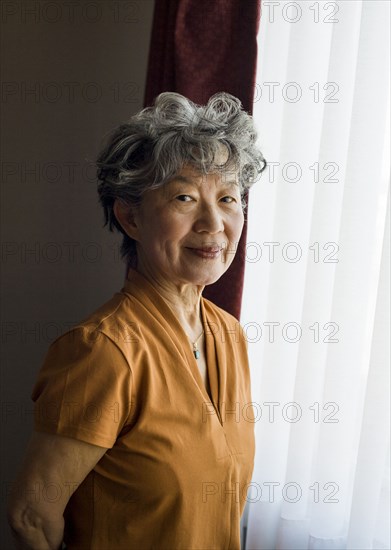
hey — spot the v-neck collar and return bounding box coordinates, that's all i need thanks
[121,268,223,424]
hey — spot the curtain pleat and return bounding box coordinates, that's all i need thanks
[347,189,390,549]
[142,0,262,318]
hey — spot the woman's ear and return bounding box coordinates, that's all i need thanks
[113,199,140,241]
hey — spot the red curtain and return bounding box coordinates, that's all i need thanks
[143,0,261,319]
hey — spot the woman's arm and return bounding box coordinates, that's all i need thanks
[7,431,108,550]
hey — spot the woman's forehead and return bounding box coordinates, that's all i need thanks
[168,164,239,186]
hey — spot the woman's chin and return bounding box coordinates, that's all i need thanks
[182,266,229,287]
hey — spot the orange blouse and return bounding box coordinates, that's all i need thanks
[32,268,255,549]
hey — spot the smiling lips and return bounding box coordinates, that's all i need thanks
[187,245,225,259]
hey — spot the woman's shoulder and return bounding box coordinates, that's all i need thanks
[48,288,141,352]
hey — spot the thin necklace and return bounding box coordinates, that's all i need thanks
[191,329,204,360]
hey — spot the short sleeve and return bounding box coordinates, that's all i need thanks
[31,326,133,448]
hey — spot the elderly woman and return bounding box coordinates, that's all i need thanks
[8,92,266,550]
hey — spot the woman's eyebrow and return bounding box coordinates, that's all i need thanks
[168,175,239,187]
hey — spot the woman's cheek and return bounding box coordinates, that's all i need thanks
[233,210,245,239]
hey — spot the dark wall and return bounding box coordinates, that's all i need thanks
[0,1,155,545]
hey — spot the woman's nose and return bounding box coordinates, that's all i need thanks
[193,203,224,234]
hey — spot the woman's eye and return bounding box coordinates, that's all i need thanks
[174,194,237,203]
[175,194,193,202]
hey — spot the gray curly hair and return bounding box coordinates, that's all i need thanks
[96,91,266,264]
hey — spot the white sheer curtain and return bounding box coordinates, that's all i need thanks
[241,1,390,549]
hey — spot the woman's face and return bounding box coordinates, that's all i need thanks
[129,164,245,288]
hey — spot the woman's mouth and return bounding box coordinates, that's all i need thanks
[187,246,223,260]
